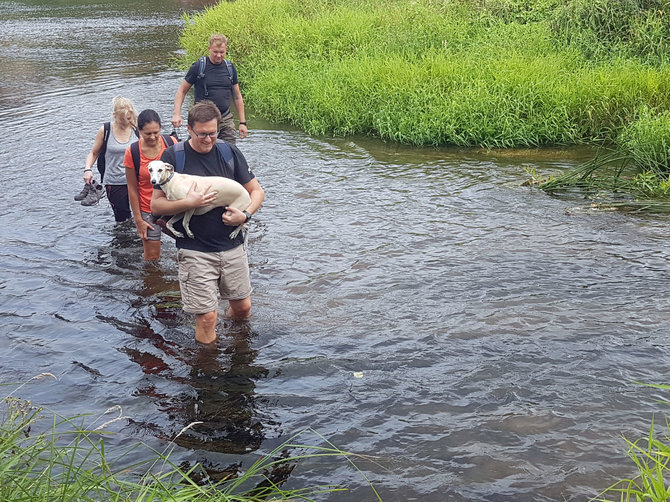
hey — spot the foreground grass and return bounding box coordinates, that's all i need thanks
[0,376,380,501]
[178,0,670,150]
[593,384,670,502]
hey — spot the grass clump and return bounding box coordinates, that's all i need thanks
[618,109,670,174]
[539,109,670,203]
[593,383,670,502]
[593,417,670,502]
[177,0,670,197]
[0,377,381,501]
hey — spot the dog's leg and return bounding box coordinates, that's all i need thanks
[183,209,196,239]
[229,223,248,240]
[167,214,185,238]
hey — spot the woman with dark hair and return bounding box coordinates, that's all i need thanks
[123,109,177,261]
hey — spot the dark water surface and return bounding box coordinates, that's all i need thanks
[2,1,670,500]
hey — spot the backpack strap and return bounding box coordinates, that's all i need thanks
[215,140,235,175]
[173,141,186,173]
[173,140,234,175]
[97,121,111,182]
[130,141,141,181]
[224,59,234,82]
[195,56,209,99]
[103,121,111,142]
[194,57,235,103]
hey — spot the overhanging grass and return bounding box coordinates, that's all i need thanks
[177,0,670,148]
[0,377,381,501]
[592,383,670,501]
[538,110,670,201]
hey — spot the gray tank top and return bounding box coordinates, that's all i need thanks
[103,125,134,185]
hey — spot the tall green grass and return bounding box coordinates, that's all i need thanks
[539,109,670,201]
[593,383,670,502]
[177,0,670,149]
[0,376,381,501]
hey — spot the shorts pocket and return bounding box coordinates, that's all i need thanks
[177,265,191,308]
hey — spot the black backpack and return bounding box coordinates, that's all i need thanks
[194,56,234,101]
[97,122,139,183]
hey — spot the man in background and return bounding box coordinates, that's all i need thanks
[171,33,248,144]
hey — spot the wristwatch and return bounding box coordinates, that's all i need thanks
[242,210,252,222]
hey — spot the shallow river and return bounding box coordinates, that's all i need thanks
[2,1,670,500]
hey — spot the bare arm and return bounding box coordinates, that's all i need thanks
[223,178,265,225]
[171,80,193,128]
[84,126,105,183]
[126,166,154,240]
[231,83,248,139]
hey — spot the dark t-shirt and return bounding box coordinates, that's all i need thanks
[185,58,239,115]
[158,141,254,252]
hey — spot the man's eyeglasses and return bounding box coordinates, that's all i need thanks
[192,130,218,139]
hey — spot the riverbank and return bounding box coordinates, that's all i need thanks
[178,0,669,151]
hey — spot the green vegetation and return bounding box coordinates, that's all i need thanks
[178,0,669,147]
[537,110,670,204]
[592,385,670,502]
[0,376,380,501]
[177,0,670,198]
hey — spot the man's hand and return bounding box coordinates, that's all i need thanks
[171,114,183,129]
[222,206,246,225]
[186,182,217,208]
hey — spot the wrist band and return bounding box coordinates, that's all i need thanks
[84,168,93,172]
[239,121,247,125]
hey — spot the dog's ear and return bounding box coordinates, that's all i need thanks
[164,162,175,172]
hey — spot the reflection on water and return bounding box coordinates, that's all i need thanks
[176,327,269,453]
[122,323,270,455]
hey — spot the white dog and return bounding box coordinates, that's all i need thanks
[148,160,251,239]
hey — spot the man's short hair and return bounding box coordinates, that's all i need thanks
[188,100,222,129]
[209,33,228,47]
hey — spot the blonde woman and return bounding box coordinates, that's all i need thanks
[81,96,138,221]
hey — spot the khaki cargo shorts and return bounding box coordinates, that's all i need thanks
[177,246,252,314]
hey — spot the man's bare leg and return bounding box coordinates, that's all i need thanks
[226,297,251,320]
[195,310,218,344]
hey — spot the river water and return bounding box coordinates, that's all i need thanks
[2,1,670,500]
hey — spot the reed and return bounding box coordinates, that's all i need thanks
[592,383,670,501]
[539,108,670,199]
[0,387,380,501]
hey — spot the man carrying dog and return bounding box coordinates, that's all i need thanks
[152,101,264,344]
[171,33,248,144]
